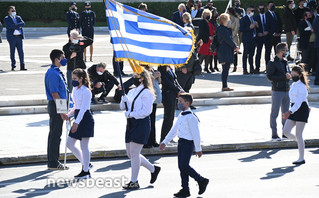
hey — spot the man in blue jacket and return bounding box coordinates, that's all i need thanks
[4,6,26,71]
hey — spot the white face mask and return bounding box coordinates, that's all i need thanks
[72,39,79,44]
[303,2,307,7]
[11,12,16,17]
[97,71,103,75]
[249,12,254,17]
[292,4,296,9]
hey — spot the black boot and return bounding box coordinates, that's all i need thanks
[173,189,190,197]
[198,178,209,195]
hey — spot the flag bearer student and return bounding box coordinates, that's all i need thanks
[160,93,209,197]
[65,68,95,179]
[120,71,161,190]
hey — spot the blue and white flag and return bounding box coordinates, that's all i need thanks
[104,0,195,67]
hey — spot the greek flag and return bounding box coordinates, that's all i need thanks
[104,0,195,67]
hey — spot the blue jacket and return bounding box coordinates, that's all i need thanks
[216,25,237,64]
[313,15,319,48]
[240,15,256,43]
[254,14,271,35]
[172,11,184,27]
[4,15,25,41]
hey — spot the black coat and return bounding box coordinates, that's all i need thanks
[63,39,93,70]
[196,19,210,43]
[87,65,119,88]
[298,19,312,50]
[66,10,80,30]
[284,7,297,32]
[266,56,290,92]
[266,11,283,35]
[158,66,183,94]
[240,15,256,43]
[172,11,184,27]
[313,15,319,48]
[254,14,272,34]
[216,25,237,64]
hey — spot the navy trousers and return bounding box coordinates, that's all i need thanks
[315,48,319,85]
[255,36,271,70]
[243,40,256,72]
[221,63,231,88]
[178,138,204,191]
[8,36,25,69]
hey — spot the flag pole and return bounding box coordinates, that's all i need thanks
[63,93,71,169]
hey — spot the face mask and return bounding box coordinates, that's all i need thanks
[249,12,254,17]
[292,76,300,82]
[177,103,186,111]
[270,5,275,11]
[133,78,141,87]
[72,80,80,87]
[303,2,308,7]
[71,7,77,11]
[11,12,16,17]
[235,3,240,8]
[285,51,290,58]
[206,16,210,20]
[59,58,67,66]
[292,4,296,9]
[72,39,79,44]
[97,71,103,75]
[260,8,265,14]
[86,8,91,11]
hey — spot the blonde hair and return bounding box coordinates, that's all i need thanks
[139,70,155,97]
[183,12,192,23]
[219,13,230,25]
[202,9,212,20]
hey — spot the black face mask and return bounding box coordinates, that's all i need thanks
[133,78,141,87]
[71,7,77,11]
[292,76,300,82]
[235,3,240,8]
[270,5,275,11]
[260,8,265,14]
[86,8,91,11]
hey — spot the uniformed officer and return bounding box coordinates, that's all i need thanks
[66,2,80,37]
[80,1,96,62]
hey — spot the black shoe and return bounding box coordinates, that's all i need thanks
[114,73,120,77]
[123,181,140,190]
[150,166,161,184]
[74,170,91,179]
[254,70,260,74]
[11,68,15,71]
[292,160,305,165]
[48,163,69,170]
[204,69,211,73]
[98,97,109,104]
[198,178,209,195]
[174,189,190,197]
[282,135,288,140]
[209,67,215,72]
[121,72,129,76]
[214,66,220,72]
[243,71,249,75]
[272,135,281,142]
[20,68,27,71]
[91,98,97,105]
[143,144,152,148]
[190,105,197,110]
[152,142,160,147]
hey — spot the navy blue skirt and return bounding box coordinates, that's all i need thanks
[82,29,94,40]
[69,110,94,140]
[125,116,151,145]
[288,102,309,123]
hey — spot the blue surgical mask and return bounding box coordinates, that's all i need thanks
[292,4,296,9]
[285,51,290,58]
[72,80,80,87]
[177,103,186,111]
[206,16,210,20]
[59,58,67,66]
[72,39,79,44]
[303,2,307,7]
[11,12,16,17]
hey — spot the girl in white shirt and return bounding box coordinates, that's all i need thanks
[66,69,94,179]
[283,66,310,165]
[120,71,161,190]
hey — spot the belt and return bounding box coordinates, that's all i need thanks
[13,35,22,37]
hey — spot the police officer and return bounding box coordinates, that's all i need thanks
[66,2,80,37]
[80,1,96,62]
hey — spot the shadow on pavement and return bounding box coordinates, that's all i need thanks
[0,170,51,189]
[310,148,319,154]
[99,185,154,198]
[238,149,280,162]
[26,120,49,127]
[260,164,301,180]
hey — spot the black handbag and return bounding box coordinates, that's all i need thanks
[192,55,202,76]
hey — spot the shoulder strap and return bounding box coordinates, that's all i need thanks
[181,111,200,122]
[131,87,147,112]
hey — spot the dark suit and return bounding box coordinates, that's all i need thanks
[158,66,183,142]
[80,10,96,39]
[313,15,319,85]
[299,19,314,72]
[266,11,283,53]
[66,10,80,37]
[240,15,256,73]
[196,19,210,44]
[4,15,25,70]
[172,11,184,27]
[254,13,272,71]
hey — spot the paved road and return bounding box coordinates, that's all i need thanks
[0,148,319,198]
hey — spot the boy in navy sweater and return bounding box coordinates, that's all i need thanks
[160,93,209,197]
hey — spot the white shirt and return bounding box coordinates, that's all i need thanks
[191,9,198,19]
[10,16,21,35]
[289,80,308,114]
[163,109,202,152]
[68,85,92,124]
[120,84,154,119]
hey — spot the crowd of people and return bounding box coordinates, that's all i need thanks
[1,0,316,196]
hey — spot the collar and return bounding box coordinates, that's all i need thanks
[274,55,286,63]
[51,64,61,71]
[293,80,302,85]
[181,109,192,116]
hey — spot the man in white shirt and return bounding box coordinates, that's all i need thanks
[3,6,26,71]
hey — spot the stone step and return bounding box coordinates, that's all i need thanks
[1,94,318,115]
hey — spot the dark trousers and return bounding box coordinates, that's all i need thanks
[301,42,316,72]
[160,90,176,142]
[113,52,124,76]
[271,35,281,54]
[47,101,64,167]
[243,40,256,72]
[176,71,194,93]
[146,103,158,146]
[255,36,271,70]
[315,48,319,85]
[92,80,115,99]
[178,138,203,191]
[234,53,238,67]
[8,36,25,69]
[221,63,231,88]
[199,54,212,71]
